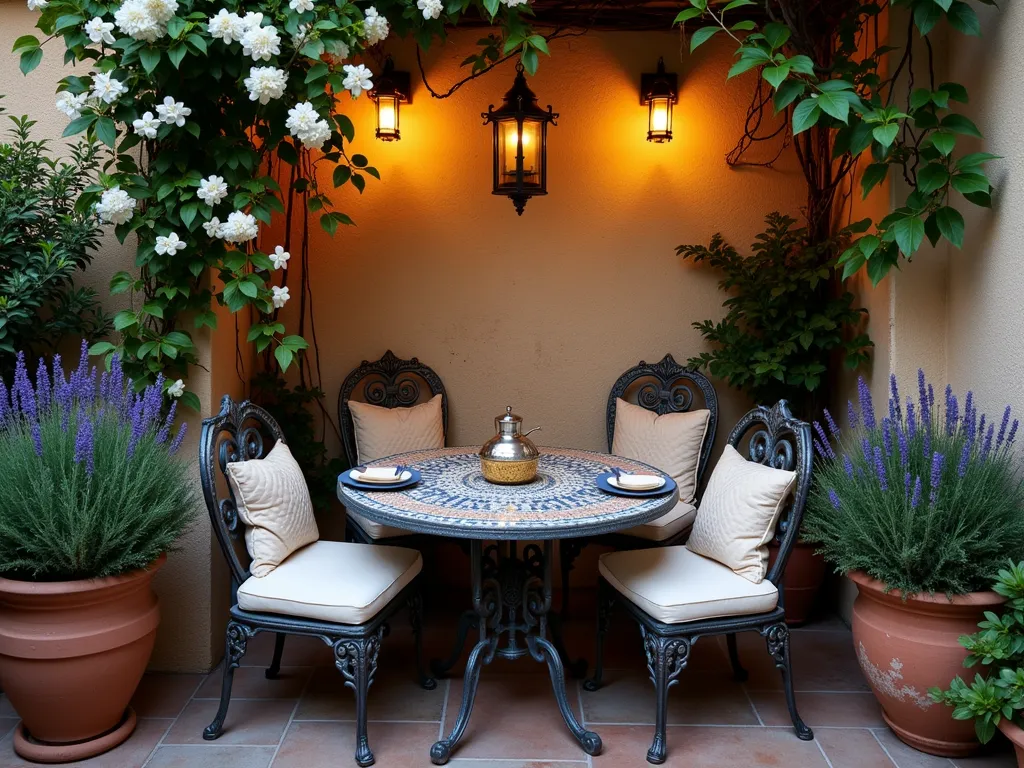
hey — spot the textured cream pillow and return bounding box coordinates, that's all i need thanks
[226,441,319,578]
[686,444,796,584]
[611,398,711,504]
[349,393,445,464]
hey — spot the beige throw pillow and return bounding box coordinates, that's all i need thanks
[686,444,797,584]
[226,442,320,578]
[349,393,445,464]
[611,398,711,504]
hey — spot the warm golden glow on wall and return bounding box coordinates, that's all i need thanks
[641,58,678,143]
[369,58,411,141]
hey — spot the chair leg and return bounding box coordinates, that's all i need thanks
[763,623,813,741]
[335,630,383,767]
[726,633,748,682]
[583,582,615,692]
[408,592,437,690]
[265,633,286,680]
[641,628,690,765]
[204,622,254,740]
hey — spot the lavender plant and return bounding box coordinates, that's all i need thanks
[802,371,1024,595]
[0,342,196,581]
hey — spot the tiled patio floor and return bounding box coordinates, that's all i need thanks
[0,609,1017,768]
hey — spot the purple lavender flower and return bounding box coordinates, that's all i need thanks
[13,352,37,420]
[843,454,854,478]
[824,408,840,439]
[34,358,51,412]
[862,438,872,465]
[0,381,10,427]
[1009,420,1019,448]
[881,417,893,456]
[889,374,902,421]
[858,377,876,430]
[156,401,177,444]
[127,398,147,459]
[31,422,42,457]
[978,414,987,445]
[981,424,995,461]
[897,424,908,465]
[928,384,935,409]
[813,421,835,459]
[904,471,912,496]
[910,476,922,509]
[108,355,125,414]
[829,489,841,510]
[965,392,977,442]
[997,406,1012,449]
[906,399,917,439]
[923,423,932,460]
[929,452,945,505]
[873,446,888,491]
[946,392,960,437]
[73,409,95,475]
[918,369,930,427]
[847,400,859,430]
[957,441,971,478]
[169,422,188,455]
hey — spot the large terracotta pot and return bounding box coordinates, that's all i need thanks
[849,569,1003,757]
[998,719,1024,768]
[768,539,827,626]
[0,555,165,763]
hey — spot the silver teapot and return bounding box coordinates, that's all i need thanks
[479,406,541,484]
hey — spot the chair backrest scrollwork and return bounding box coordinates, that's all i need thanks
[200,395,285,587]
[726,400,813,588]
[606,354,719,488]
[337,350,448,468]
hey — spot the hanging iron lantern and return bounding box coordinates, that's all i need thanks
[369,57,411,141]
[482,62,558,215]
[640,57,678,143]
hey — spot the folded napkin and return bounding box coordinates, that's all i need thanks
[360,467,402,482]
[615,473,664,490]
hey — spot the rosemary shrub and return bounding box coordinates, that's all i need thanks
[802,371,1024,595]
[0,343,196,581]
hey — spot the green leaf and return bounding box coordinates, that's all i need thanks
[872,123,899,149]
[19,47,43,75]
[816,91,849,123]
[731,19,756,31]
[956,152,1000,170]
[180,202,198,228]
[528,35,550,55]
[951,171,990,195]
[168,43,187,69]
[11,35,40,54]
[689,26,720,52]
[94,117,117,148]
[727,55,763,79]
[914,1,941,34]
[274,345,295,371]
[142,300,165,319]
[935,206,965,247]
[930,130,957,156]
[939,81,969,103]
[139,47,161,74]
[305,62,329,84]
[723,0,756,9]
[772,80,804,112]
[917,162,950,194]
[910,87,933,111]
[893,215,925,255]
[180,391,202,412]
[941,113,982,137]
[113,311,138,331]
[762,63,790,90]
[674,7,702,23]
[238,280,259,298]
[167,16,186,37]
[89,341,116,356]
[482,0,499,17]
[62,113,96,137]
[792,98,821,134]
[861,163,889,198]
[333,165,351,187]
[762,21,791,49]
[946,1,981,35]
[351,173,365,193]
[787,55,815,74]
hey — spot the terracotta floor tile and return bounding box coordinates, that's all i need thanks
[143,744,276,767]
[131,673,205,718]
[0,717,171,768]
[952,734,1017,768]
[442,672,588,761]
[273,720,440,768]
[194,665,312,700]
[295,665,444,722]
[162,698,295,746]
[871,728,956,768]
[591,724,830,767]
[750,691,885,727]
[725,629,869,692]
[449,761,587,767]
[239,631,335,668]
[815,727,898,767]
[581,670,758,726]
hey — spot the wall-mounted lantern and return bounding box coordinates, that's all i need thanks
[482,62,558,215]
[369,58,411,141]
[641,58,678,143]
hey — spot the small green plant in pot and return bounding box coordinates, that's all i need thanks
[0,342,196,763]
[932,562,1024,765]
[803,372,1024,756]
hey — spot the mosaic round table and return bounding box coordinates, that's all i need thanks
[337,447,679,765]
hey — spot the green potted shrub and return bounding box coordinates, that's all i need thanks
[0,343,195,763]
[933,562,1024,766]
[803,372,1024,757]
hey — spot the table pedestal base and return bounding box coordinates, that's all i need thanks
[429,540,602,765]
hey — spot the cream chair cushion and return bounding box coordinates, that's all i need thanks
[686,444,796,584]
[611,399,710,504]
[226,442,319,578]
[598,546,778,624]
[348,394,444,464]
[237,540,422,624]
[620,501,697,542]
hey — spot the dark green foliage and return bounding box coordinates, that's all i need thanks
[0,111,110,375]
[678,213,872,415]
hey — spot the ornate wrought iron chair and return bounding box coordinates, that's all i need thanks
[338,350,448,543]
[584,400,814,764]
[559,354,718,617]
[200,396,435,767]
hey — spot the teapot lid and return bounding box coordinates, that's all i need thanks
[499,406,520,423]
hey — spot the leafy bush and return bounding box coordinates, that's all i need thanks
[678,212,871,414]
[0,342,196,581]
[803,371,1024,595]
[932,562,1024,743]
[0,110,110,376]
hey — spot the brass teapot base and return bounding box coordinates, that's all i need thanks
[480,457,539,485]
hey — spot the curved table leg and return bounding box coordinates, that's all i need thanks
[430,637,496,765]
[528,635,602,755]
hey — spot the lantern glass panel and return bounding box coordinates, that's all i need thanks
[375,93,400,140]
[498,119,542,187]
[648,95,673,142]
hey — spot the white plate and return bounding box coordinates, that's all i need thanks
[608,474,666,491]
[350,469,413,484]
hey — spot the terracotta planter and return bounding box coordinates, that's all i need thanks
[998,719,1024,768]
[0,555,165,763]
[849,569,1003,757]
[768,539,826,626]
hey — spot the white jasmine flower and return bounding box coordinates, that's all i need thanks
[285,101,332,148]
[270,246,290,270]
[132,111,160,138]
[291,23,310,48]
[56,92,89,120]
[84,17,116,45]
[220,211,259,243]
[307,120,331,149]
[143,0,177,24]
[197,175,228,206]
[241,11,264,31]
[242,24,281,61]
[325,38,349,60]
[91,72,128,105]
[203,217,223,238]
[166,379,185,398]
[501,0,529,6]
[362,6,389,45]
[95,186,136,225]
[417,0,442,19]
[342,64,373,99]
[244,66,287,104]
[208,9,246,44]
[27,0,47,10]
[289,0,314,11]
[114,0,163,41]
[156,96,191,127]
[155,231,186,255]
[271,286,290,308]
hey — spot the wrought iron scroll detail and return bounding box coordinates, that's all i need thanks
[762,623,789,667]
[641,626,691,689]
[225,621,255,669]
[333,627,384,694]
